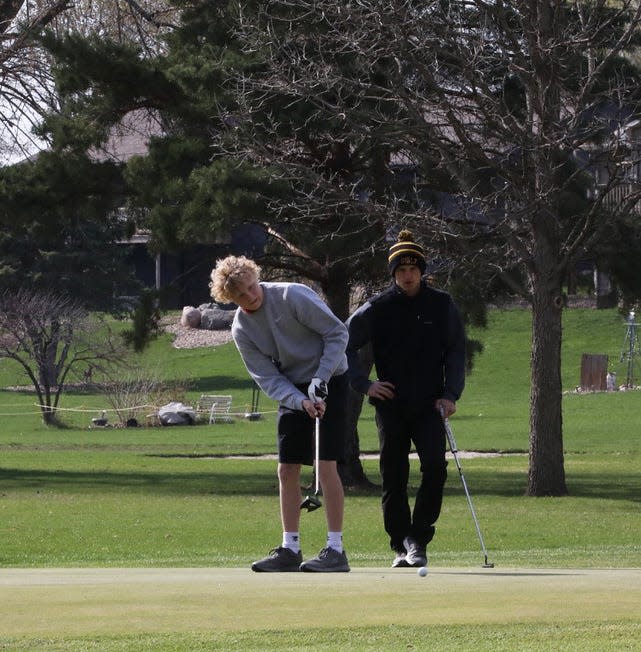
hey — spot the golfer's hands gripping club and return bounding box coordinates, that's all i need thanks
[436,398,456,419]
[305,377,328,418]
[308,377,328,403]
[366,380,395,401]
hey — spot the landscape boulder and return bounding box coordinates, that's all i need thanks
[180,306,201,328]
[198,302,235,330]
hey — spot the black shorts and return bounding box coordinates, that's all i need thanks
[277,372,348,465]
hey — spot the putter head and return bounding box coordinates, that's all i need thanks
[300,495,322,512]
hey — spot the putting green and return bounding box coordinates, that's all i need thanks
[1,567,639,637]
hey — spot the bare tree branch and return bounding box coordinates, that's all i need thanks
[0,0,180,164]
[0,288,127,424]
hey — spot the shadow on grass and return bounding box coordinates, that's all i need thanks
[190,375,256,393]
[3,465,639,501]
[434,469,641,502]
[565,471,641,501]
[0,467,279,496]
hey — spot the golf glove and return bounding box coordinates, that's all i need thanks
[308,377,328,403]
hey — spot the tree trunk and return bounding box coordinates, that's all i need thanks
[323,273,375,489]
[338,343,378,490]
[42,405,57,425]
[323,272,351,322]
[527,282,568,496]
[40,383,57,425]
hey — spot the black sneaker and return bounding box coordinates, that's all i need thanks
[300,547,350,572]
[251,546,303,572]
[403,536,427,567]
[391,551,410,568]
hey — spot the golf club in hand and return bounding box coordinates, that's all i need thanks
[440,407,494,568]
[301,379,327,512]
[301,415,322,512]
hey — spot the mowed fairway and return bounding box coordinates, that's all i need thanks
[2,309,641,649]
[2,566,640,641]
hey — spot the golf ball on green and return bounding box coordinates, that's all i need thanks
[417,566,428,577]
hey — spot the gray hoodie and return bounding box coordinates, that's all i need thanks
[232,282,348,410]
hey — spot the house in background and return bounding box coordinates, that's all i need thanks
[587,114,641,307]
[120,224,267,308]
[94,110,267,308]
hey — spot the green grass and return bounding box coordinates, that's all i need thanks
[4,619,641,651]
[2,307,639,455]
[2,453,640,568]
[3,566,641,650]
[458,308,641,453]
[1,307,640,568]
[1,307,641,650]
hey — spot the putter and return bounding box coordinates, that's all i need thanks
[441,410,494,568]
[301,415,322,512]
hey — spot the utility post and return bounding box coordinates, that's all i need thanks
[620,310,640,387]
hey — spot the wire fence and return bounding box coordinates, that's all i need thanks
[0,402,278,428]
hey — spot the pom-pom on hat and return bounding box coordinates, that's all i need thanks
[388,229,426,276]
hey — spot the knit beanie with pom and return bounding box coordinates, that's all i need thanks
[388,229,426,276]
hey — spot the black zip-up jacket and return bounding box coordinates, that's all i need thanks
[346,281,466,409]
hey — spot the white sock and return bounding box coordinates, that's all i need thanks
[327,531,343,553]
[282,532,300,554]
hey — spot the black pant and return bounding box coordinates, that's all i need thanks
[278,373,348,464]
[375,403,448,551]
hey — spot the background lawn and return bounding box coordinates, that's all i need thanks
[1,306,640,650]
[2,306,638,454]
[0,307,639,569]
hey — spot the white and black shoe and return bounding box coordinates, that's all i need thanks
[391,551,410,568]
[403,536,427,567]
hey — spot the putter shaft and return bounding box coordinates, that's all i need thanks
[301,415,322,512]
[314,416,320,494]
[444,416,494,568]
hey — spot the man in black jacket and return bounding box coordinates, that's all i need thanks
[346,230,466,568]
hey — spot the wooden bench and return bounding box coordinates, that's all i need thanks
[196,394,234,424]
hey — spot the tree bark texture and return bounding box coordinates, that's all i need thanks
[338,343,378,490]
[324,274,375,488]
[527,276,568,496]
